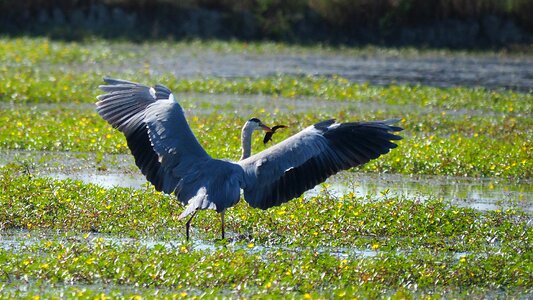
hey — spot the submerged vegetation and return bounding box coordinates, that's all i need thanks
[0,37,531,297]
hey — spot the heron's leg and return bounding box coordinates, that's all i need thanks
[220,211,225,240]
[185,210,198,241]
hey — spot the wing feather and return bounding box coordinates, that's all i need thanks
[239,119,403,209]
[144,100,210,165]
[96,77,211,195]
[154,84,172,100]
[96,78,169,190]
[96,78,243,219]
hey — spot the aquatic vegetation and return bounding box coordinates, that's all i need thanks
[0,167,530,252]
[0,37,531,298]
[0,37,109,66]
[1,106,531,178]
[165,76,532,114]
[0,165,531,298]
[0,238,530,298]
[1,67,531,114]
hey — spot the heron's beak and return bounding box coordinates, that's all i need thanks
[260,124,272,132]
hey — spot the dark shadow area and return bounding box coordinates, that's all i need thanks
[1,0,532,49]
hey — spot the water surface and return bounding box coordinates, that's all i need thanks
[45,169,533,213]
[1,150,531,213]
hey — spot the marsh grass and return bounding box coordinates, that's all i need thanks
[0,37,532,298]
[1,38,531,180]
[0,165,531,298]
[0,239,530,298]
[1,106,531,178]
[2,68,531,113]
[1,166,530,252]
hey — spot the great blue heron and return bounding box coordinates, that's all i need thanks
[96,78,403,240]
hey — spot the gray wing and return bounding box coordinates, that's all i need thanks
[95,77,211,195]
[144,99,243,218]
[238,119,403,209]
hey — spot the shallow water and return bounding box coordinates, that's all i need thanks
[2,229,479,261]
[0,228,378,258]
[0,92,517,118]
[1,150,531,213]
[307,173,532,212]
[79,47,533,91]
[41,170,533,213]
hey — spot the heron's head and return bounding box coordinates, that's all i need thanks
[246,118,272,132]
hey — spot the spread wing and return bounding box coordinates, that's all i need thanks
[238,119,403,209]
[95,77,211,196]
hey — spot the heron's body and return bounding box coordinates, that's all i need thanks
[96,78,403,240]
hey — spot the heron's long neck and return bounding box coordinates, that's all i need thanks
[240,126,254,160]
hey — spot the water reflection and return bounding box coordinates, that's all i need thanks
[1,150,530,213]
[48,172,146,189]
[0,229,379,259]
[306,173,532,212]
[43,171,531,212]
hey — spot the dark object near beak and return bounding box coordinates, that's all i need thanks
[263,125,288,144]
